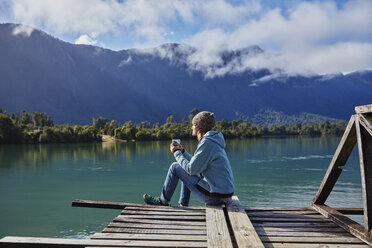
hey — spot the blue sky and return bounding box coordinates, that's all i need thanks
[0,0,371,75]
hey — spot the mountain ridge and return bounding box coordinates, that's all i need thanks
[0,23,371,125]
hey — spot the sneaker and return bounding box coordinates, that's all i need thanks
[143,194,168,206]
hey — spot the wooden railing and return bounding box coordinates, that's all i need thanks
[312,104,372,245]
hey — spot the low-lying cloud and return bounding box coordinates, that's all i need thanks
[12,23,34,36]
[75,34,98,46]
[5,0,372,77]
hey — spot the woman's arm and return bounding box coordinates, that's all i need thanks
[173,140,213,175]
[183,150,192,161]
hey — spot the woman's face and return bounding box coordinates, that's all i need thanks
[192,123,200,136]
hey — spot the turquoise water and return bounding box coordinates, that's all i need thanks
[0,137,363,238]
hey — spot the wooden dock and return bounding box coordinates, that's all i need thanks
[1,104,371,247]
[0,197,370,248]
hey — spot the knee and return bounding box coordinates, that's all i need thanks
[170,162,180,172]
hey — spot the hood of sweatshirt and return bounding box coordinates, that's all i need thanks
[203,130,226,149]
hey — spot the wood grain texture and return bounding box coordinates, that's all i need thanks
[205,205,233,248]
[355,104,372,114]
[312,115,357,205]
[91,232,206,241]
[312,204,371,246]
[227,196,264,248]
[0,236,207,247]
[356,114,372,241]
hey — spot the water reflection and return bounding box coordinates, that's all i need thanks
[0,136,365,238]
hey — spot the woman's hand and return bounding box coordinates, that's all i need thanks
[170,143,184,153]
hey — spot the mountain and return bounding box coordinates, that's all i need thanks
[0,23,371,125]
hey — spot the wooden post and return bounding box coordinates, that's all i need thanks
[312,115,357,205]
[355,114,372,240]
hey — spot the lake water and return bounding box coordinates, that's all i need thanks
[0,137,364,239]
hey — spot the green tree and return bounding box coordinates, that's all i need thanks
[119,121,137,140]
[39,127,53,143]
[93,117,109,130]
[21,110,33,126]
[189,108,199,122]
[156,129,170,140]
[107,120,119,136]
[0,113,23,144]
[33,112,54,127]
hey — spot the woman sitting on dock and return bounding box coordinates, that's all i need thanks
[144,111,235,206]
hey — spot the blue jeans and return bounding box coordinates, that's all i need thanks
[160,162,232,206]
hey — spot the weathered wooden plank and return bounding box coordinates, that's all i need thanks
[253,222,339,228]
[103,227,206,235]
[247,212,327,219]
[205,205,233,248]
[121,210,205,216]
[123,206,205,213]
[114,216,206,226]
[312,203,371,246]
[0,236,207,247]
[255,226,347,233]
[260,236,365,244]
[91,232,206,241]
[337,208,364,215]
[313,115,357,205]
[245,207,313,211]
[256,230,354,237]
[246,207,364,215]
[355,104,372,114]
[72,199,127,209]
[250,217,330,222]
[247,210,318,216]
[356,115,372,241]
[263,243,370,248]
[227,196,264,248]
[118,214,205,221]
[108,222,206,230]
[72,199,204,210]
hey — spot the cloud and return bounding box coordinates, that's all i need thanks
[12,23,34,36]
[8,0,189,47]
[75,34,98,46]
[185,0,372,76]
[5,0,372,76]
[118,55,133,67]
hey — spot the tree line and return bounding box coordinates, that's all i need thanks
[0,108,346,145]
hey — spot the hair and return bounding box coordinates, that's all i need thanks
[192,111,215,133]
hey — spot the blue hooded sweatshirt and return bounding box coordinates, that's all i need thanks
[173,130,235,195]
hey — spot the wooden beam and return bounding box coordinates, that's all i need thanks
[90,232,206,241]
[260,236,365,243]
[245,207,363,214]
[205,205,233,248]
[355,115,372,239]
[72,199,127,209]
[102,227,207,235]
[72,199,204,210]
[227,196,264,248]
[312,115,357,205]
[337,208,364,215]
[264,244,370,248]
[355,104,372,114]
[108,222,206,230]
[114,216,206,226]
[360,114,372,137]
[312,204,371,246]
[0,236,206,247]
